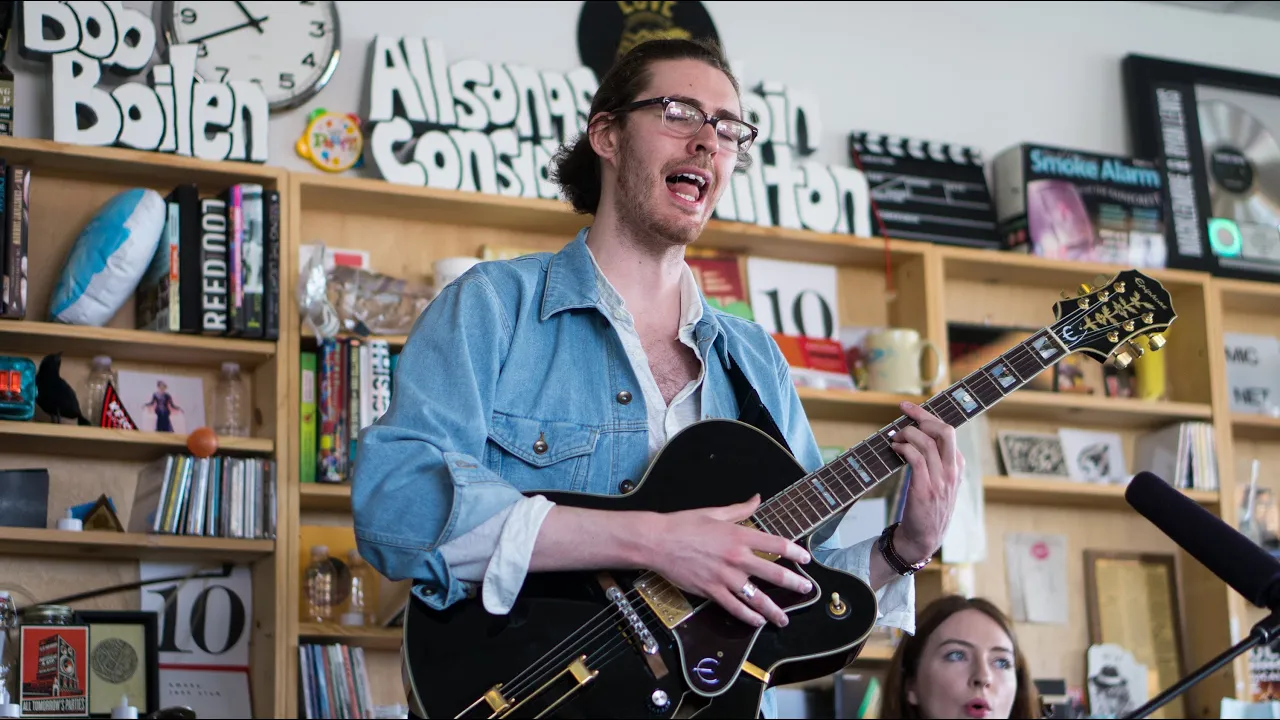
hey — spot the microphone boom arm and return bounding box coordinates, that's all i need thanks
[1124,610,1280,719]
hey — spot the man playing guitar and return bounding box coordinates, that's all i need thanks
[352,36,964,718]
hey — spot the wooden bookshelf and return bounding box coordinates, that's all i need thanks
[0,319,278,368]
[982,475,1220,510]
[0,419,275,461]
[0,527,274,562]
[6,134,1273,718]
[0,136,291,720]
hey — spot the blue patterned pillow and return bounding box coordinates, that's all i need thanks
[49,188,166,326]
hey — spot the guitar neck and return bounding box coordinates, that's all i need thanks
[750,325,1072,542]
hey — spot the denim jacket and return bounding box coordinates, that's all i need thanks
[352,229,914,630]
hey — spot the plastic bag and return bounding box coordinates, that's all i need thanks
[328,264,435,336]
[297,243,341,340]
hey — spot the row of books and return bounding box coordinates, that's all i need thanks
[1135,421,1219,492]
[300,337,399,484]
[0,161,29,319]
[134,182,281,339]
[127,453,278,539]
[299,642,376,720]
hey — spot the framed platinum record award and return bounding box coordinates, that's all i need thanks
[1123,54,1280,284]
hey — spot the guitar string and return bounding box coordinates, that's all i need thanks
[486,305,1142,704]
[750,309,1127,541]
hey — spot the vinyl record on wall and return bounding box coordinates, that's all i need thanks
[577,0,720,82]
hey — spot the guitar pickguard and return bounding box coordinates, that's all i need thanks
[672,559,820,696]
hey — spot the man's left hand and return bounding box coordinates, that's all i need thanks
[889,400,965,563]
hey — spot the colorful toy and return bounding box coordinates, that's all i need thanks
[296,108,364,173]
[187,426,219,458]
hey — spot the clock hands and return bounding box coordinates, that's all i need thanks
[186,14,270,45]
[233,1,265,34]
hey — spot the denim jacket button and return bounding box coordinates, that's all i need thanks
[616,390,632,405]
[533,438,549,454]
[619,479,635,494]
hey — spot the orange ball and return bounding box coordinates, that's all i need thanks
[187,426,219,458]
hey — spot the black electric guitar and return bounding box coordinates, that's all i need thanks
[402,269,1177,718]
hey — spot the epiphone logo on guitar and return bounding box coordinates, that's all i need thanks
[692,657,720,686]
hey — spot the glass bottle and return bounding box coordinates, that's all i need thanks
[213,362,248,437]
[340,549,377,627]
[81,355,118,427]
[303,545,336,624]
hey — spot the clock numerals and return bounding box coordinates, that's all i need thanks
[181,7,197,24]
[302,52,316,68]
[280,73,296,90]
[197,42,208,58]
[215,66,229,82]
[309,20,326,37]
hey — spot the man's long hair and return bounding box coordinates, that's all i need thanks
[550,37,749,216]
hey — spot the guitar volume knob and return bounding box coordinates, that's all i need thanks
[650,689,670,710]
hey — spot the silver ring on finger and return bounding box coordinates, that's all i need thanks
[739,581,758,601]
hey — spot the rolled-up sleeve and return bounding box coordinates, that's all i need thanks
[351,271,526,611]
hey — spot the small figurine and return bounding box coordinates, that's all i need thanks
[36,353,90,425]
[296,108,363,173]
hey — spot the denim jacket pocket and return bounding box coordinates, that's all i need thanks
[488,411,600,491]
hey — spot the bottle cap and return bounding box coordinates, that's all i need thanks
[313,545,328,555]
[222,361,240,374]
[110,695,137,719]
[92,355,112,367]
[57,509,82,532]
[339,611,364,627]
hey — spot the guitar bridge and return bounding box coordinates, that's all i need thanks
[607,586,659,655]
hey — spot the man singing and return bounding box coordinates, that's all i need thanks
[353,37,964,718]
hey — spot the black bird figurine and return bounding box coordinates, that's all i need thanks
[36,352,91,426]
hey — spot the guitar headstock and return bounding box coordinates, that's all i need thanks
[1051,269,1176,368]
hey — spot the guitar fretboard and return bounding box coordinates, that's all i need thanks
[750,327,1069,542]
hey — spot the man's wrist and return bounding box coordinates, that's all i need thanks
[877,522,933,576]
[893,525,935,565]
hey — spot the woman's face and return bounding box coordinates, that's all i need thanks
[907,608,1018,719]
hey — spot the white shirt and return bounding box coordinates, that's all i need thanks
[436,246,914,635]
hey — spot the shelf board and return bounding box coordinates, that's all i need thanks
[293,173,927,267]
[0,135,285,188]
[1216,278,1280,316]
[299,482,352,512]
[1232,412,1280,441]
[798,388,924,424]
[0,420,274,461]
[0,320,277,368]
[0,527,273,562]
[940,245,1208,290]
[297,623,402,651]
[798,387,1210,429]
[983,475,1219,510]
[300,331,409,352]
[989,391,1212,429]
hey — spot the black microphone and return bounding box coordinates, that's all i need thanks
[1125,470,1280,610]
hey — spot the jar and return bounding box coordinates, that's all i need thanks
[21,605,73,626]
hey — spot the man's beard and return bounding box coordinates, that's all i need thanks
[613,133,707,251]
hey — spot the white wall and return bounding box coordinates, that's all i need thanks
[10,0,1280,177]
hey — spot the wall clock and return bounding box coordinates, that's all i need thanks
[161,1,342,112]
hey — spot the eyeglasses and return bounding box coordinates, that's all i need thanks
[599,96,759,153]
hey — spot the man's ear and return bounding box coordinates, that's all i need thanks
[588,112,620,162]
[906,679,918,707]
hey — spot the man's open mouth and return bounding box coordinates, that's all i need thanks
[665,171,708,204]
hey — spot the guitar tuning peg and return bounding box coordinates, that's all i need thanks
[1077,283,1094,296]
[1147,332,1167,351]
[1114,348,1135,370]
[1127,341,1146,359]
[1060,290,1073,300]
[1093,274,1111,288]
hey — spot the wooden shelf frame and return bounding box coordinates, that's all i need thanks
[5,135,1277,717]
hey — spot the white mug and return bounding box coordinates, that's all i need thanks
[434,256,481,290]
[864,328,944,394]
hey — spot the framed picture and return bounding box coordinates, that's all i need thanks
[75,610,160,718]
[1083,551,1189,718]
[19,623,90,717]
[996,430,1069,478]
[1122,54,1280,285]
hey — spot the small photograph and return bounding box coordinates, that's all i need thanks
[116,370,206,435]
[997,431,1069,478]
[1059,428,1129,484]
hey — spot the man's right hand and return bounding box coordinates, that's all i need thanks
[646,494,814,628]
